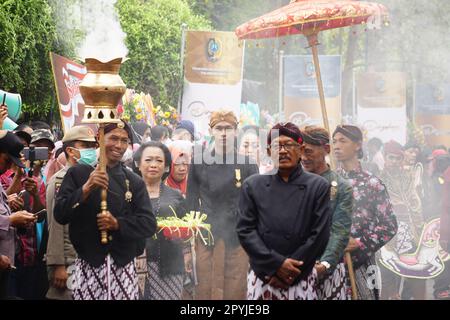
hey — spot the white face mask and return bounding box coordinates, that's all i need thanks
[121,148,133,163]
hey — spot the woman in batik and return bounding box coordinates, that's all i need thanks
[133,141,189,300]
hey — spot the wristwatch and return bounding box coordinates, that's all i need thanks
[320,261,331,270]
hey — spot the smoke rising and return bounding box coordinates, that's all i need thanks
[76,0,128,62]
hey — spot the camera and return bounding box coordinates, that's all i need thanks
[23,146,49,162]
[23,146,49,177]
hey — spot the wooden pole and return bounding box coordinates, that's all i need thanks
[346,251,358,300]
[99,123,108,244]
[278,50,285,122]
[306,33,336,169]
[306,32,358,300]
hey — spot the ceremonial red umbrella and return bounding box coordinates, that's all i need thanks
[236,0,389,135]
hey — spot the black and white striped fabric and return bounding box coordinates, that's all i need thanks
[247,268,318,300]
[72,255,138,300]
[317,262,348,300]
[143,261,183,300]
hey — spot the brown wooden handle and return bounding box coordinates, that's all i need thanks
[345,252,358,300]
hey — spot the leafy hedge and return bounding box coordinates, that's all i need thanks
[116,0,211,110]
[0,0,58,120]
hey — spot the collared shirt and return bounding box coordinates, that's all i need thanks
[46,166,77,266]
[338,164,398,267]
[237,166,331,281]
[319,169,353,272]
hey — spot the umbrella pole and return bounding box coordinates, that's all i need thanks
[307,32,358,300]
[306,34,331,135]
[346,251,359,300]
[306,33,336,171]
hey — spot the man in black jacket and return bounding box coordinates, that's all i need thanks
[54,121,156,300]
[237,122,331,300]
[186,110,259,300]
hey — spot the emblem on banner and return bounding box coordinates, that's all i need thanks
[304,61,315,78]
[206,38,222,63]
[375,77,387,94]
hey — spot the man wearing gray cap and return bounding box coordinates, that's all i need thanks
[30,129,56,161]
[46,126,98,300]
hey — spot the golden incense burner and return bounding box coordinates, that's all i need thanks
[79,58,127,244]
[80,58,126,124]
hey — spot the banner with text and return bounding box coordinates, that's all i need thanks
[283,55,341,129]
[356,72,407,144]
[415,83,450,146]
[181,31,244,138]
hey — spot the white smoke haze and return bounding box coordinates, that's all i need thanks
[76,0,128,62]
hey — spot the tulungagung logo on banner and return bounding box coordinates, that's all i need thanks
[206,38,222,63]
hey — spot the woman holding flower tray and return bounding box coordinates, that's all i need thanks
[133,141,190,300]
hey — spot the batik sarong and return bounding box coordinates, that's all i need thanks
[247,268,318,300]
[72,255,138,300]
[317,262,348,300]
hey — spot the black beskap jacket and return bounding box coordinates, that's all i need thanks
[237,166,332,282]
[54,163,156,268]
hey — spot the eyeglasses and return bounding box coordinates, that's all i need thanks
[270,143,300,152]
[106,136,131,145]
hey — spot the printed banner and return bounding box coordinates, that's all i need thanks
[356,72,407,144]
[50,52,87,133]
[181,31,244,138]
[415,83,450,146]
[283,55,341,129]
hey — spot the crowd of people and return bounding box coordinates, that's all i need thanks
[1,103,449,300]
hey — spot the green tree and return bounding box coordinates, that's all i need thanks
[48,0,86,59]
[0,0,59,120]
[116,0,211,110]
